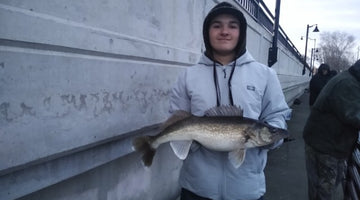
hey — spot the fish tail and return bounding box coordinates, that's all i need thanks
[132,136,156,166]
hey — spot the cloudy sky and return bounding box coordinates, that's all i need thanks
[262,0,360,60]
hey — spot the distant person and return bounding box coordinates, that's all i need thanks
[169,2,290,200]
[309,63,332,106]
[303,59,360,200]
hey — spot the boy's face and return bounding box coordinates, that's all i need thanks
[209,14,240,57]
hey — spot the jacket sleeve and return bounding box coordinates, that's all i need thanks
[259,69,291,129]
[330,80,360,129]
[259,69,291,149]
[169,70,200,152]
[169,70,191,113]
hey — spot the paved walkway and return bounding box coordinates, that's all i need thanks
[264,91,343,200]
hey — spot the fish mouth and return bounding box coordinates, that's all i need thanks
[271,129,289,140]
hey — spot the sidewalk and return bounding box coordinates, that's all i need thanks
[264,91,310,199]
[264,91,343,199]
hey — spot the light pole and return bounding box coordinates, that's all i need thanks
[310,48,319,75]
[303,24,319,75]
[268,0,281,67]
[309,38,316,75]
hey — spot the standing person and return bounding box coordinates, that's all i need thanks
[169,2,291,200]
[303,59,360,200]
[309,63,332,106]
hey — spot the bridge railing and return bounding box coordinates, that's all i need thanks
[233,0,304,66]
[344,132,360,200]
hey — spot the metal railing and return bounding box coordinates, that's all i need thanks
[344,132,360,200]
[233,0,304,66]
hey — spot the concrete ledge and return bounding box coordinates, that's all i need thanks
[0,125,159,200]
[282,80,309,105]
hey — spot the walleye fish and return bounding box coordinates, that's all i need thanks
[132,105,288,168]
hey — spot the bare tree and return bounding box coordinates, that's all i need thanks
[318,31,356,72]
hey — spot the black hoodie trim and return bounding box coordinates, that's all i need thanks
[213,60,237,106]
[203,2,247,61]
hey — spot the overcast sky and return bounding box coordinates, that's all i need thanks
[262,0,360,60]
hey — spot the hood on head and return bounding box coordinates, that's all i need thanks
[318,63,330,74]
[349,59,360,82]
[203,2,247,61]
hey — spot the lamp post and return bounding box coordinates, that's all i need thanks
[309,38,316,76]
[303,24,319,75]
[268,0,281,67]
[311,48,319,70]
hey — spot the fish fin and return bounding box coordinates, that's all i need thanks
[170,140,192,160]
[132,136,156,167]
[204,105,243,117]
[160,110,192,130]
[228,149,246,168]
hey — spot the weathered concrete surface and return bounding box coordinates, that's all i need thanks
[16,144,182,200]
[0,0,203,174]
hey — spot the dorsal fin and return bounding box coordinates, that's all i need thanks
[204,105,243,117]
[160,110,192,130]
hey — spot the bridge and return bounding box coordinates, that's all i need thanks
[0,0,318,199]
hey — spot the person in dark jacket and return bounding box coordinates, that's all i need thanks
[309,63,332,106]
[303,59,360,200]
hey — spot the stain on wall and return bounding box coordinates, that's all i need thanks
[0,88,171,123]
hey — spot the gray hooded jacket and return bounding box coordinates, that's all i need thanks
[169,2,290,199]
[170,51,290,200]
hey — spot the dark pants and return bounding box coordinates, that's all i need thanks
[180,188,264,200]
[305,144,345,200]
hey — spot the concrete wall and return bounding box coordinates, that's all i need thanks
[245,13,310,105]
[0,0,310,199]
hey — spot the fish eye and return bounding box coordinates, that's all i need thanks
[270,127,278,133]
